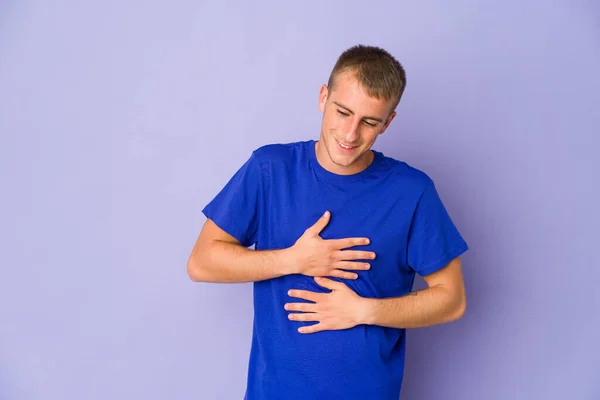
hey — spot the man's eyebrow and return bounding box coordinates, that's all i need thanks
[332,101,384,122]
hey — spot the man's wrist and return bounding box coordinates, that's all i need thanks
[357,297,376,326]
[279,247,300,276]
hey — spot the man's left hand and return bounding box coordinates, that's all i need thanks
[284,277,370,334]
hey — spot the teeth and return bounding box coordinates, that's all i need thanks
[337,140,354,149]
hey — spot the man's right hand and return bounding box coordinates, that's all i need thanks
[286,211,376,280]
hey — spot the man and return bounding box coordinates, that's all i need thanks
[187,44,469,399]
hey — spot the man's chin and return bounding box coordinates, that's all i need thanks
[330,156,356,168]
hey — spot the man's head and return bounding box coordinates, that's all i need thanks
[316,45,406,175]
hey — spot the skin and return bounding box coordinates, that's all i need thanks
[283,69,467,334]
[188,68,467,333]
[285,257,466,334]
[314,69,397,176]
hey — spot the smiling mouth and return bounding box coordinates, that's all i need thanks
[336,139,358,149]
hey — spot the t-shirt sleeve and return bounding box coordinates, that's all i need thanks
[407,181,469,276]
[201,151,261,248]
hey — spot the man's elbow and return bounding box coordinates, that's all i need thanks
[450,293,467,322]
[187,252,210,282]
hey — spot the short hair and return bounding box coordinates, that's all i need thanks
[327,44,407,112]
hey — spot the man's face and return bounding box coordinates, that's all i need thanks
[317,69,397,175]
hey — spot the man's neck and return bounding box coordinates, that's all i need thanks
[314,140,373,176]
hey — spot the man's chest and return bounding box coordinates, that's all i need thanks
[257,178,418,297]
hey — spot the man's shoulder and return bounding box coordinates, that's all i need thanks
[378,151,434,190]
[249,140,308,165]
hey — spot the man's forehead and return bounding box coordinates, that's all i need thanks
[331,100,385,122]
[329,86,391,118]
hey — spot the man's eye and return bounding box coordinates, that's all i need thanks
[337,110,349,116]
[363,121,376,127]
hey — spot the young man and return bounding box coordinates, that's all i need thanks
[188,44,469,399]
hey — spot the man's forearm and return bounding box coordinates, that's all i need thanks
[361,286,466,329]
[187,240,295,283]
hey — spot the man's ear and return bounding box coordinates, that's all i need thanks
[379,111,397,135]
[318,84,328,113]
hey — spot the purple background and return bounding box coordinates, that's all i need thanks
[1,1,598,399]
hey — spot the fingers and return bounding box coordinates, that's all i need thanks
[330,269,359,280]
[287,289,322,303]
[333,250,376,262]
[284,302,317,312]
[336,261,371,271]
[307,211,331,235]
[288,313,319,322]
[298,322,324,334]
[314,276,346,290]
[330,237,371,249]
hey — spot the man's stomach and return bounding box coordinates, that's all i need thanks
[246,276,407,397]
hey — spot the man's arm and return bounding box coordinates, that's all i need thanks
[284,256,466,333]
[187,218,294,283]
[361,256,466,328]
[187,213,375,283]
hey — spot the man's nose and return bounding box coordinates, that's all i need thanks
[342,119,361,142]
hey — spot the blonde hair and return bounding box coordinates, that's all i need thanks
[327,44,407,112]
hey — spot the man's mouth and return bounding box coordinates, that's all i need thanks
[336,139,358,150]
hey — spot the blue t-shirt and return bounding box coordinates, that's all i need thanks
[202,139,469,399]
